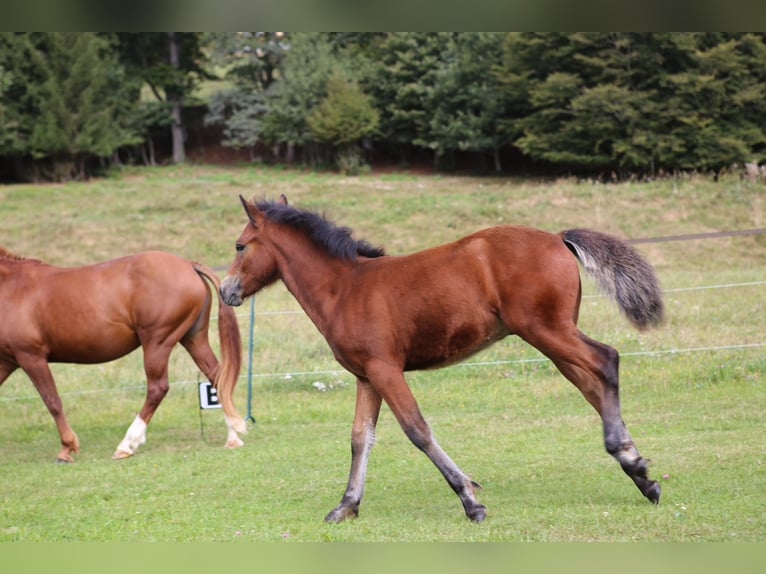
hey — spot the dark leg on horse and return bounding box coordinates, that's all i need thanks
[113,345,172,459]
[325,379,383,523]
[542,331,660,504]
[404,420,486,521]
[590,346,660,503]
[367,362,485,522]
[16,355,79,462]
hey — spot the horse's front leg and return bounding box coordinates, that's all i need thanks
[367,362,486,522]
[17,355,80,462]
[325,379,382,523]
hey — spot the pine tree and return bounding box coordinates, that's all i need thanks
[658,33,766,173]
[0,33,140,180]
[422,33,507,171]
[495,32,766,176]
[368,33,452,164]
[0,62,16,153]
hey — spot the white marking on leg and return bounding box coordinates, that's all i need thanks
[224,415,244,448]
[345,420,376,502]
[114,415,147,458]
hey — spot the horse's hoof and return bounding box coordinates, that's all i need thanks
[466,504,487,522]
[324,505,358,523]
[55,456,74,464]
[645,480,661,504]
[224,437,244,448]
[112,449,132,460]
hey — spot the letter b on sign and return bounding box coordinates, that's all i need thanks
[198,381,221,409]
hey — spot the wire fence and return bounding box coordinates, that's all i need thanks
[1,278,763,403]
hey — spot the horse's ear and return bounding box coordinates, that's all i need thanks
[238,194,259,228]
[279,194,288,205]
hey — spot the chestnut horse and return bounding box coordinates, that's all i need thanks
[220,195,664,522]
[0,247,246,462]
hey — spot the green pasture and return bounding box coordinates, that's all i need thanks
[0,165,764,541]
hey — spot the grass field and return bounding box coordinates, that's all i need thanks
[0,165,764,542]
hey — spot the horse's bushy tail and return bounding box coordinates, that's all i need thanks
[561,229,664,330]
[193,262,247,435]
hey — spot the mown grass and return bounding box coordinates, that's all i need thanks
[0,165,764,541]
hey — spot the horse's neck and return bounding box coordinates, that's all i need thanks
[276,241,349,334]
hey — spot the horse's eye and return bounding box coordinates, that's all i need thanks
[235,243,245,252]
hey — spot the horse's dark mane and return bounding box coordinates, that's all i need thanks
[255,199,386,260]
[0,246,43,264]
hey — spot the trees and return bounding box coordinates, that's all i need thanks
[306,70,379,173]
[257,33,339,165]
[495,32,766,176]
[658,33,766,173]
[0,44,21,155]
[209,32,378,170]
[114,32,212,165]
[367,33,451,165]
[0,32,140,180]
[205,32,288,160]
[422,33,508,171]
[2,32,766,181]
[209,32,436,171]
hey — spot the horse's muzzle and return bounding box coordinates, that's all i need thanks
[219,275,244,307]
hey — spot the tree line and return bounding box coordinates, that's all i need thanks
[2,32,765,182]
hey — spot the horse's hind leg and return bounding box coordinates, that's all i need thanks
[524,327,660,504]
[181,332,243,449]
[113,343,172,459]
[15,355,80,462]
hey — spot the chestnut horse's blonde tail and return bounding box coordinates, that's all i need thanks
[192,262,247,435]
[561,229,664,330]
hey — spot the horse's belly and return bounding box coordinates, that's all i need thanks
[46,332,140,364]
[404,323,507,371]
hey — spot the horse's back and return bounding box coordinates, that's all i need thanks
[67,250,209,333]
[361,225,576,292]
[0,251,208,364]
[331,225,580,372]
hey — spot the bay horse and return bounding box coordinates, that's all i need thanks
[220,195,664,522]
[0,247,246,462]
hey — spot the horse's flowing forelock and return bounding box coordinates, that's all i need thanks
[255,200,385,260]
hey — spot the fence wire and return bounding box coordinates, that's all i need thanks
[1,279,763,403]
